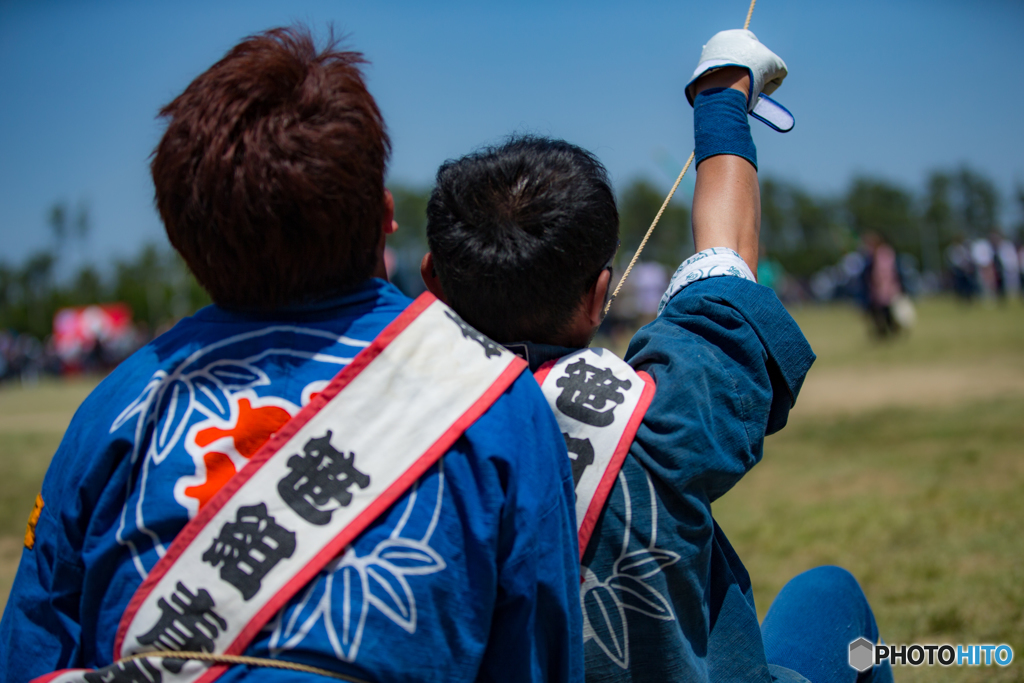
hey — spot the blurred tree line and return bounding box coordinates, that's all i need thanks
[0,200,209,338]
[390,165,1021,280]
[2,165,1020,337]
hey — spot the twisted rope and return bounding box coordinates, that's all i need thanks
[604,0,758,315]
[118,651,371,682]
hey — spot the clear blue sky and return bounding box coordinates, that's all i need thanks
[2,0,1023,269]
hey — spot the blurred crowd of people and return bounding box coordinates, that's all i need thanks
[946,233,1022,302]
[0,305,149,385]
[0,330,52,384]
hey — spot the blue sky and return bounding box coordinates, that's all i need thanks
[2,0,1023,269]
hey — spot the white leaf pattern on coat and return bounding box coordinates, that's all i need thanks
[581,468,680,669]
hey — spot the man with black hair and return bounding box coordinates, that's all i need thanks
[1,26,583,682]
[424,30,893,683]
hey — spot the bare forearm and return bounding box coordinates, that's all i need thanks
[692,155,760,273]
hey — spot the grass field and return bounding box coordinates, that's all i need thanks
[0,297,1021,680]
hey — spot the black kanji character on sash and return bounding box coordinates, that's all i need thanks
[277,430,371,525]
[445,309,502,359]
[555,358,631,427]
[84,659,162,683]
[563,433,595,488]
[202,502,297,601]
[136,582,227,674]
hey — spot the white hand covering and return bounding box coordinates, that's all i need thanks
[685,29,787,109]
[685,29,794,132]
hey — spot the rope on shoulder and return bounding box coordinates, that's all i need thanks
[117,651,372,682]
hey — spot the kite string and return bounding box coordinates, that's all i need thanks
[604,0,757,315]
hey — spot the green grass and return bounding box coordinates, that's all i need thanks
[716,398,1024,682]
[712,297,1024,682]
[791,297,1024,371]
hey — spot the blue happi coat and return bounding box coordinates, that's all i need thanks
[0,279,583,683]
[517,276,815,683]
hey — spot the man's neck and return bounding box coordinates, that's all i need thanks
[503,340,582,373]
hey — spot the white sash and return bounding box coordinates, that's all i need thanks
[36,293,525,683]
[534,348,654,556]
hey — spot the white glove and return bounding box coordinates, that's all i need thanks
[685,29,794,132]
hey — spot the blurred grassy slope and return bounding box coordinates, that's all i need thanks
[0,299,1022,682]
[715,298,1024,683]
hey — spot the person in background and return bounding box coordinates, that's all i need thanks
[861,231,904,338]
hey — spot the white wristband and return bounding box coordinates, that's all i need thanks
[657,247,756,316]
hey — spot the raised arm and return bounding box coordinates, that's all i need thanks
[686,30,790,277]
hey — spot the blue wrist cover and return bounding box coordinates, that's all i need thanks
[693,87,757,170]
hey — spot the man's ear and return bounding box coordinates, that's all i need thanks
[587,268,613,328]
[420,252,448,303]
[372,190,399,281]
[383,189,398,235]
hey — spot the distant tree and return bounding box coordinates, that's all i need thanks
[618,178,691,269]
[389,185,430,251]
[758,177,850,277]
[921,172,955,274]
[48,203,68,245]
[760,177,788,252]
[1015,184,1024,239]
[385,184,432,296]
[951,166,999,237]
[18,252,57,336]
[68,266,104,307]
[846,176,918,253]
[921,166,1002,271]
[47,199,91,275]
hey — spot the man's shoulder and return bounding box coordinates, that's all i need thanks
[629,277,814,388]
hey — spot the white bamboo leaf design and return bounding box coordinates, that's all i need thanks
[609,575,674,620]
[366,563,415,633]
[271,573,329,654]
[110,375,164,433]
[209,362,265,390]
[328,564,369,661]
[374,539,446,575]
[190,375,232,421]
[583,583,628,668]
[152,379,193,464]
[614,548,680,580]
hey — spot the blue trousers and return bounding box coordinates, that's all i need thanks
[761,566,894,683]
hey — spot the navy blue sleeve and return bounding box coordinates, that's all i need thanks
[624,277,814,503]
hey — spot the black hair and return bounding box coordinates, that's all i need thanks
[426,136,619,343]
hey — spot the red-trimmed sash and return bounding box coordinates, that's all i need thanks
[36,293,525,683]
[534,349,654,557]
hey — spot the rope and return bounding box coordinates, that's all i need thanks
[118,651,372,682]
[604,0,758,316]
[744,0,757,30]
[604,152,695,315]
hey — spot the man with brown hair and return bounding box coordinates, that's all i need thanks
[0,27,583,682]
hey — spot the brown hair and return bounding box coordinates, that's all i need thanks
[152,26,390,310]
